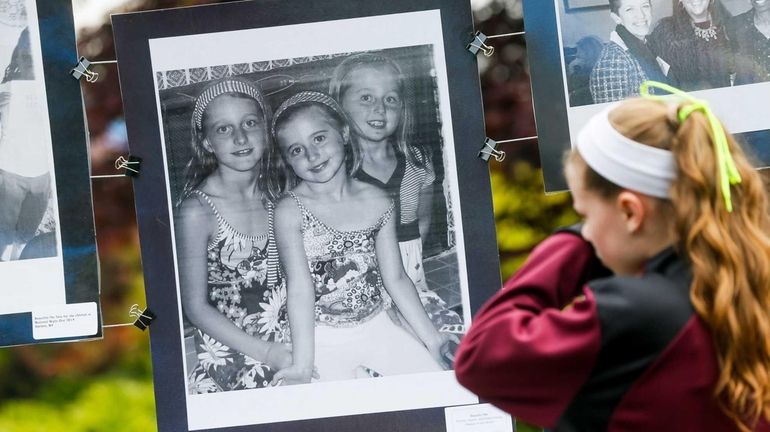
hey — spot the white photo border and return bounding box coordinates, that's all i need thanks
[150,11,475,429]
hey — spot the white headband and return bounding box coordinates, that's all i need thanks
[576,106,676,199]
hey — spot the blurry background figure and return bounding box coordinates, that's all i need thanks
[590,0,673,103]
[728,0,770,85]
[649,0,734,90]
[0,1,55,262]
[567,36,603,106]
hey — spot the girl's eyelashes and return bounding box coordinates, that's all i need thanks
[211,117,262,135]
[215,125,232,135]
[353,90,401,106]
[287,145,303,157]
[313,134,326,144]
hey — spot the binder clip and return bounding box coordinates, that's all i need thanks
[129,304,156,331]
[71,57,99,83]
[466,31,494,57]
[115,155,142,177]
[478,138,506,162]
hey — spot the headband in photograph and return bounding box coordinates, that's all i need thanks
[272,91,348,137]
[576,106,676,199]
[192,78,267,131]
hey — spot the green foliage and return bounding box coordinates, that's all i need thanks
[516,420,545,432]
[0,376,156,432]
[491,161,579,279]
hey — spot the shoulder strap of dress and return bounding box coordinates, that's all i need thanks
[286,191,305,212]
[376,200,396,229]
[191,190,228,250]
[266,201,279,288]
[191,189,225,226]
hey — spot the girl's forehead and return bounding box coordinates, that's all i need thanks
[278,105,339,132]
[346,64,399,82]
[205,93,261,114]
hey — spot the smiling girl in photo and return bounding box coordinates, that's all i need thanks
[590,0,674,103]
[649,0,734,91]
[176,78,291,393]
[329,53,436,296]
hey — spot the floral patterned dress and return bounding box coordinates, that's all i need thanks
[187,190,288,394]
[287,192,393,327]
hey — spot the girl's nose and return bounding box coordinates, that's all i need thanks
[233,128,248,145]
[373,98,385,114]
[306,144,321,161]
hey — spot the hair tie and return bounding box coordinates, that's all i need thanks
[639,81,742,212]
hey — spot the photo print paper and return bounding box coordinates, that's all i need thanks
[112,1,500,431]
[0,0,100,347]
[524,0,770,191]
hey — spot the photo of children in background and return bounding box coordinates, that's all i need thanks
[271,91,450,383]
[560,0,768,106]
[156,45,466,393]
[0,0,57,262]
[174,78,292,394]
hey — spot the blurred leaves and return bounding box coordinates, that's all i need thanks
[0,377,156,432]
[492,161,578,279]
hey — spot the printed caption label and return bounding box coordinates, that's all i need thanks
[31,302,98,340]
[445,403,514,432]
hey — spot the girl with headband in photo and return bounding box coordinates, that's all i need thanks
[176,78,292,393]
[270,91,451,384]
[455,82,770,431]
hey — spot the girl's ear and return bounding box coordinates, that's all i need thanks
[202,138,213,153]
[616,191,645,234]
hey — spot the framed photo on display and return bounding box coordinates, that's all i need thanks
[112,0,500,430]
[0,0,100,347]
[523,0,770,191]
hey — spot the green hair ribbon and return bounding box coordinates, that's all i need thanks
[639,80,742,212]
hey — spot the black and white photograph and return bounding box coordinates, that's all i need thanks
[113,1,499,430]
[0,0,100,348]
[159,45,467,394]
[524,0,770,191]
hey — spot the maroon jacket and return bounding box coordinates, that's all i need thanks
[455,230,769,431]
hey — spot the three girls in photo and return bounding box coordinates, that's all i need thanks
[178,51,457,392]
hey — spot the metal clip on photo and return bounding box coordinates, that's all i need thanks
[71,57,99,82]
[129,304,156,331]
[466,31,494,57]
[478,138,506,162]
[115,155,142,177]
